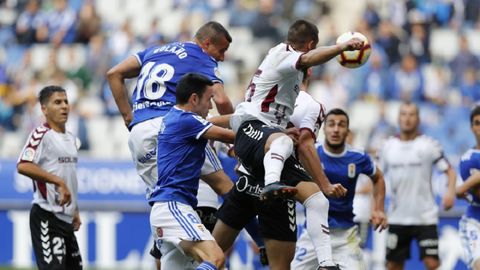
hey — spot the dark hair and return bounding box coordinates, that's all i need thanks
[325,108,349,127]
[194,21,232,44]
[287,20,319,48]
[176,73,214,104]
[38,85,66,105]
[470,105,480,126]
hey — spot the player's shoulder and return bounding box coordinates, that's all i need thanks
[345,145,369,158]
[416,134,442,147]
[461,148,480,162]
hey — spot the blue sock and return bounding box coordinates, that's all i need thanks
[196,261,217,270]
[245,217,264,247]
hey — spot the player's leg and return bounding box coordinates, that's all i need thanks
[386,225,412,270]
[30,204,68,270]
[330,227,366,270]
[149,241,161,270]
[416,225,440,270]
[213,175,257,251]
[459,216,480,270]
[264,238,295,270]
[291,228,320,270]
[261,132,297,200]
[127,117,163,191]
[258,193,297,269]
[63,225,82,270]
[150,201,224,268]
[233,120,297,201]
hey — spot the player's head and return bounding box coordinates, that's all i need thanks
[398,102,420,134]
[176,73,214,118]
[287,20,319,52]
[470,105,480,143]
[194,21,232,62]
[324,108,350,150]
[39,85,69,128]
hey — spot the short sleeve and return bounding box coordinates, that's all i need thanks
[18,130,46,164]
[359,152,376,177]
[429,138,450,172]
[134,47,149,65]
[182,113,213,140]
[276,49,303,75]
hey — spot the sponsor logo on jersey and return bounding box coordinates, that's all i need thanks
[235,175,262,197]
[348,163,356,178]
[58,157,78,163]
[243,124,263,141]
[21,147,36,162]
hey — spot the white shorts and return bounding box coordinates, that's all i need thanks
[128,117,164,190]
[291,226,365,270]
[459,216,480,268]
[150,201,214,248]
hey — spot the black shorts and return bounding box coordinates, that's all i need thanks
[216,172,297,242]
[234,120,312,187]
[386,224,439,262]
[150,206,218,259]
[30,204,82,270]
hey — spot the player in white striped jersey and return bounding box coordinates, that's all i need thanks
[380,102,456,270]
[230,20,361,269]
[17,85,82,270]
[456,106,480,270]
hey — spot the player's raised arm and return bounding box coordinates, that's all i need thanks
[297,38,364,69]
[106,55,142,128]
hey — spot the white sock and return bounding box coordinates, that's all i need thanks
[303,192,335,266]
[263,135,293,186]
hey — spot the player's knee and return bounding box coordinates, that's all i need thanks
[423,257,439,270]
[304,191,329,212]
[269,134,294,154]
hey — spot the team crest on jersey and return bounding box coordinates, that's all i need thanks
[348,163,356,178]
[21,147,36,162]
[155,227,163,237]
[214,67,221,79]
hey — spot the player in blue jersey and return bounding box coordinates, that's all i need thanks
[292,108,387,270]
[107,21,233,196]
[456,106,480,270]
[149,73,234,270]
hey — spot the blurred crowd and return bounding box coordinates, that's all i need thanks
[0,0,479,160]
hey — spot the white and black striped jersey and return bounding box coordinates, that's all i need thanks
[231,43,304,132]
[18,124,79,224]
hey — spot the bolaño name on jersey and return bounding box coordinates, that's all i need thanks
[153,44,187,59]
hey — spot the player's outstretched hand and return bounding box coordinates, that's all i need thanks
[324,183,347,198]
[341,38,364,51]
[442,191,455,210]
[57,181,72,206]
[371,210,388,232]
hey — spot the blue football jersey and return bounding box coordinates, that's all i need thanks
[130,42,222,128]
[459,149,480,220]
[149,106,213,207]
[317,144,376,228]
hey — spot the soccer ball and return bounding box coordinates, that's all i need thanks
[336,31,371,68]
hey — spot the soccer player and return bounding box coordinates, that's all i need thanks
[456,105,480,270]
[17,85,82,270]
[149,73,234,270]
[380,102,456,270]
[291,108,387,270]
[106,22,235,268]
[106,20,234,198]
[229,19,362,269]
